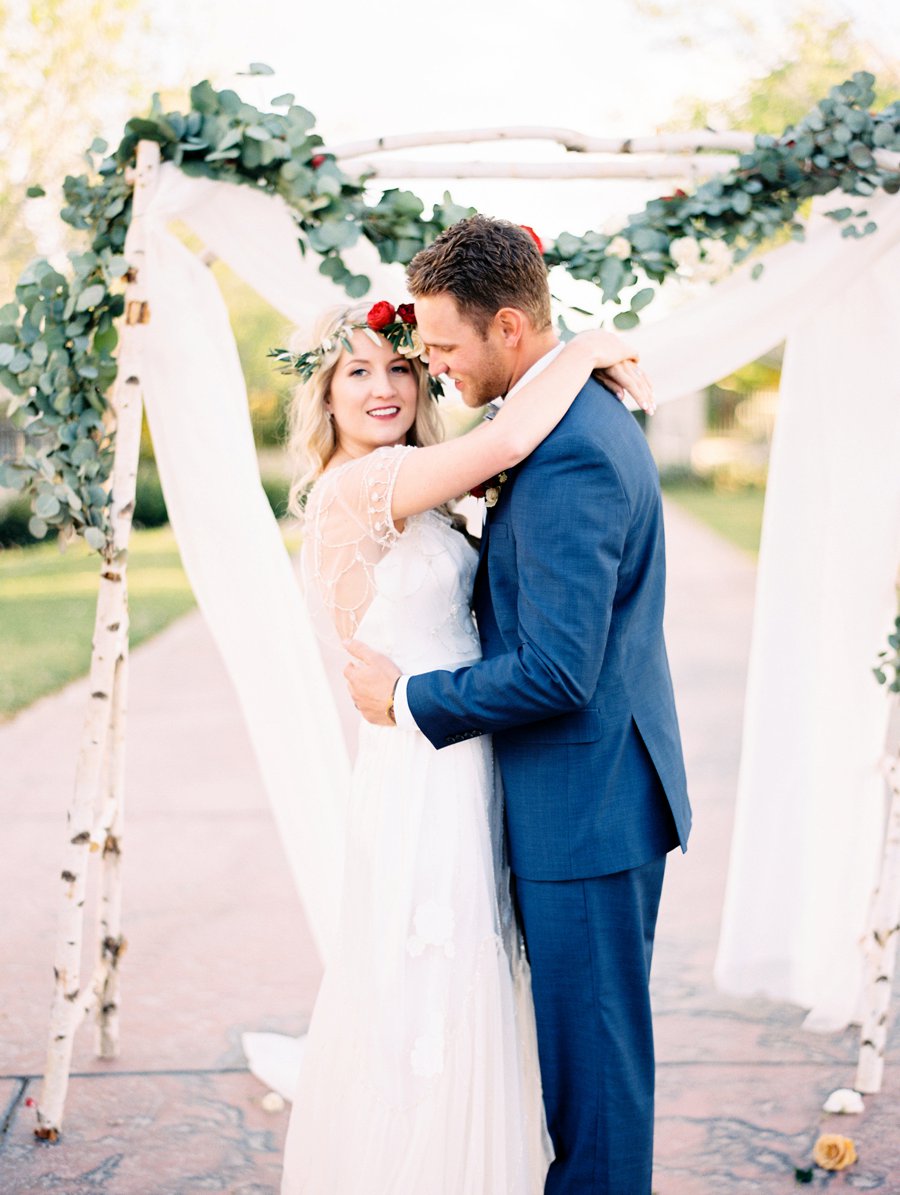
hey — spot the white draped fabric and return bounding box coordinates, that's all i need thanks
[140,166,360,965]
[633,194,900,1029]
[138,162,898,1029]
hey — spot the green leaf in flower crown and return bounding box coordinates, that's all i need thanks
[271,94,295,107]
[26,185,46,198]
[244,63,275,75]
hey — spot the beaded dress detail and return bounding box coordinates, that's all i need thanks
[281,445,551,1194]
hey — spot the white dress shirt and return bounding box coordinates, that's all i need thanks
[393,344,564,730]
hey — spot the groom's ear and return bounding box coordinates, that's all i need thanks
[494,307,527,348]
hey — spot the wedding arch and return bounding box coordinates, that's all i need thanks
[0,69,898,1139]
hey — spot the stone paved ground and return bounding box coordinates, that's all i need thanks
[1,501,897,1194]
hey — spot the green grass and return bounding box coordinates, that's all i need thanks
[0,525,196,720]
[662,482,766,556]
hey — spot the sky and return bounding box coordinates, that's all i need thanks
[141,0,899,239]
[15,0,892,329]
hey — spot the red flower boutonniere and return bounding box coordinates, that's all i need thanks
[470,471,508,508]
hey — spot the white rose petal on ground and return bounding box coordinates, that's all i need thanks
[823,1088,865,1115]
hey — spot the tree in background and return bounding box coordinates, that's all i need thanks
[641,1,900,461]
[642,1,900,131]
[0,0,187,298]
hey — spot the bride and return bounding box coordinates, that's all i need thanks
[276,298,652,1194]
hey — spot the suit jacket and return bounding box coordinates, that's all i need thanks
[407,378,691,880]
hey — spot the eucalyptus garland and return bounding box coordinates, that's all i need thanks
[546,72,900,329]
[0,70,898,547]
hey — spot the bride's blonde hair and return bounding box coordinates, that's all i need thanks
[285,301,444,518]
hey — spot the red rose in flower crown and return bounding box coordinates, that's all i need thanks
[310,154,326,169]
[367,301,396,331]
[397,303,416,325]
[520,225,544,254]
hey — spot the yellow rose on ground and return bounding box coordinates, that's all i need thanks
[812,1133,858,1171]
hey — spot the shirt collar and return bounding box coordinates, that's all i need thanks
[492,342,564,410]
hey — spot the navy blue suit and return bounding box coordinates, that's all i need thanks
[408,378,691,1193]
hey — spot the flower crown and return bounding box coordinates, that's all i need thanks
[270,301,444,400]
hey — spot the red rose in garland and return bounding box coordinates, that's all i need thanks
[367,301,396,331]
[520,225,544,254]
[397,303,416,325]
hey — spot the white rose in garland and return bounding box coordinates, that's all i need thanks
[606,236,632,260]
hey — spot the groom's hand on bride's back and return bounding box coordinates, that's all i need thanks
[344,641,402,726]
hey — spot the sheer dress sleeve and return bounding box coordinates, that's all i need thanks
[301,444,415,643]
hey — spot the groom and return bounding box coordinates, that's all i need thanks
[347,215,691,1194]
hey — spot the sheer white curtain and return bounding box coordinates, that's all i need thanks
[139,164,899,1032]
[633,194,900,1029]
[140,165,358,965]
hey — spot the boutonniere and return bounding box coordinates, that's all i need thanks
[469,472,508,508]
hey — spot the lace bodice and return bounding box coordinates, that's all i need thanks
[302,446,481,676]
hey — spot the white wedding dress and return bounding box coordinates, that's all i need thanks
[280,444,552,1194]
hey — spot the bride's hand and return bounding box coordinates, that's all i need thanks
[569,328,656,414]
[571,327,637,370]
[595,360,656,414]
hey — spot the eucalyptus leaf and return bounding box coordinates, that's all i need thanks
[630,288,655,312]
[34,493,61,519]
[83,525,107,550]
[613,310,640,331]
[75,284,106,312]
[28,516,49,540]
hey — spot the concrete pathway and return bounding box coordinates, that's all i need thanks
[1,502,896,1193]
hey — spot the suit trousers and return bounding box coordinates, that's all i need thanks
[514,856,667,1195]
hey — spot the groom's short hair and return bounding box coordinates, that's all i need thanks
[407,214,551,336]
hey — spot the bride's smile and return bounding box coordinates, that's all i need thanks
[325,331,419,464]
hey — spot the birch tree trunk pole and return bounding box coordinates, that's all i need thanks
[855,709,900,1094]
[35,139,160,1141]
